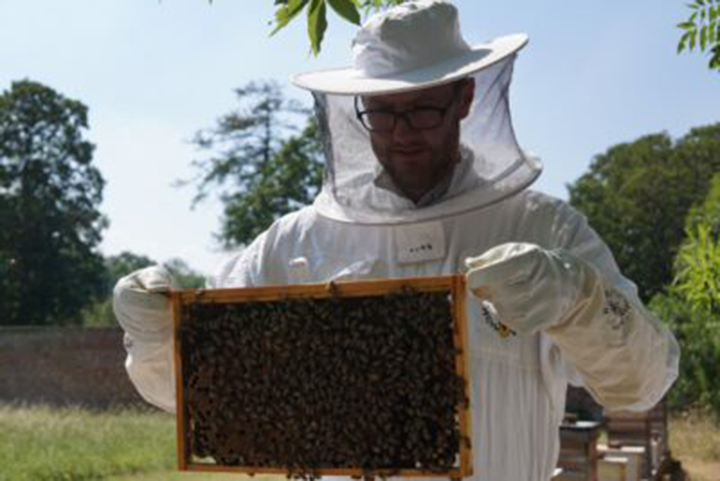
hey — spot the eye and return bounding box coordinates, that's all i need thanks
[407,109,444,129]
[364,111,395,129]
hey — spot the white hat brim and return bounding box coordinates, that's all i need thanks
[291,33,528,96]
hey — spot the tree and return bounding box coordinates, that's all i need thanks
[271,0,404,55]
[82,252,206,326]
[82,251,155,327]
[104,251,156,289]
[164,258,205,289]
[0,80,107,326]
[568,123,720,302]
[673,174,720,312]
[220,119,323,245]
[650,174,720,418]
[678,0,720,73]
[186,81,323,246]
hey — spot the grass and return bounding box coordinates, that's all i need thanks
[107,472,282,481]
[0,402,286,481]
[669,411,720,481]
[0,403,176,481]
[670,411,720,462]
[2,402,719,480]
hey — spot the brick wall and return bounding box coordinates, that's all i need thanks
[0,327,145,407]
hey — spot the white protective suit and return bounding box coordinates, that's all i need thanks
[115,190,679,481]
[114,3,679,479]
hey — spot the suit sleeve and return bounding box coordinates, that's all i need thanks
[543,201,680,411]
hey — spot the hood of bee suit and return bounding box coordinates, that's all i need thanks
[292,0,542,225]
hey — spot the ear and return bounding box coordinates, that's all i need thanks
[458,78,475,119]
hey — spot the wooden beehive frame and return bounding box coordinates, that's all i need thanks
[171,275,473,478]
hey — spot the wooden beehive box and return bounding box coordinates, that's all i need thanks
[171,275,473,479]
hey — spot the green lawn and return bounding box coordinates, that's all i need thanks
[107,472,279,481]
[0,402,287,481]
[2,402,719,480]
[0,403,176,481]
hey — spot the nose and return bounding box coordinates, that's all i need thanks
[392,114,419,142]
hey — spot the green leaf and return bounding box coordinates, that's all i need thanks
[678,31,692,53]
[271,0,309,36]
[678,20,697,30]
[327,0,361,25]
[691,30,698,50]
[709,21,717,43]
[710,44,720,69]
[308,0,328,56]
[701,24,708,50]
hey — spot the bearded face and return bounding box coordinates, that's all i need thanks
[360,79,475,203]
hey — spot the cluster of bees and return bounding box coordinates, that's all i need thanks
[180,289,468,480]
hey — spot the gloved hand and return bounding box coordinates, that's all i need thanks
[113,266,176,343]
[465,242,588,335]
[466,242,678,410]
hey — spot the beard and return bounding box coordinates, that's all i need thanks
[371,123,462,203]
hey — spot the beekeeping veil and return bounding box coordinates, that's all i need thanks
[292,0,541,225]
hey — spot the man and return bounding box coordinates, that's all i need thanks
[114,2,679,480]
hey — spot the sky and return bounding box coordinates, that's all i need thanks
[1,1,718,276]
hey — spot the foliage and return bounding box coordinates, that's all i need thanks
[220,118,323,245]
[650,174,720,419]
[670,174,720,314]
[271,0,405,55]
[101,252,205,290]
[163,257,205,289]
[568,123,720,302]
[81,251,155,327]
[678,0,720,72]
[105,251,156,287]
[186,81,324,247]
[83,252,205,327]
[0,80,107,326]
[674,223,720,312]
[651,294,720,418]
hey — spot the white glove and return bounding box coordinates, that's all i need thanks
[466,242,676,410]
[113,266,176,344]
[466,242,587,335]
[113,266,178,412]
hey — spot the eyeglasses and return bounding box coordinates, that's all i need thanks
[354,89,462,133]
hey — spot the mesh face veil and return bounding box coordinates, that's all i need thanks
[311,55,542,225]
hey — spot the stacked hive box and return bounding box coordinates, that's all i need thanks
[605,401,669,479]
[556,420,601,481]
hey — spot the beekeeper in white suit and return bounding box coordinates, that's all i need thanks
[114,1,679,480]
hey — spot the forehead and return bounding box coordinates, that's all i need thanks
[362,82,456,109]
